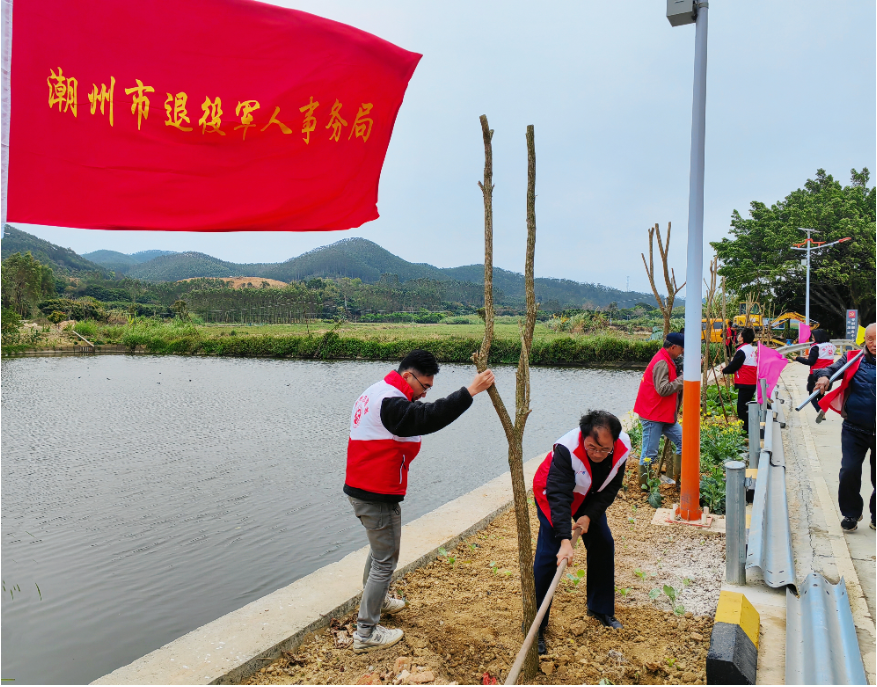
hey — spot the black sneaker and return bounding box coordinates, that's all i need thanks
[870,521,875,531]
[588,609,623,629]
[537,628,547,655]
[841,516,860,532]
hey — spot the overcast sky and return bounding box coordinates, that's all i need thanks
[7,0,875,296]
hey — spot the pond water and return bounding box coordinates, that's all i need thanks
[1,355,641,684]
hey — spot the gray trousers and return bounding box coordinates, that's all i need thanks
[348,496,402,635]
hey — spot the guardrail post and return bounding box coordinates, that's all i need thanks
[747,402,760,465]
[725,460,747,585]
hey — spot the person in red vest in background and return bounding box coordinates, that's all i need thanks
[794,328,836,412]
[345,350,495,652]
[531,410,631,654]
[724,320,737,359]
[633,332,684,488]
[722,327,758,434]
[814,323,876,532]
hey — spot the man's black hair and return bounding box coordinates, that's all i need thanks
[579,410,622,444]
[812,328,830,344]
[740,328,755,344]
[398,349,440,377]
[662,340,673,349]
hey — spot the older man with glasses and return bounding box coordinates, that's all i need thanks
[530,409,632,654]
[345,349,494,652]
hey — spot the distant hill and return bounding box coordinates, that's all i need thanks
[124,252,268,282]
[262,237,449,283]
[132,249,176,262]
[123,237,657,308]
[1,224,109,276]
[2,227,667,309]
[84,248,178,274]
[83,249,140,266]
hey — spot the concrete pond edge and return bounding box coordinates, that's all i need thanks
[92,454,548,685]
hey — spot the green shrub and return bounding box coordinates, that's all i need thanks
[37,298,108,322]
[73,320,99,337]
[1,308,22,344]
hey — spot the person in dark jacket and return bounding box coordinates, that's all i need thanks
[814,324,876,532]
[345,350,495,652]
[722,328,757,433]
[794,328,836,411]
[531,410,631,653]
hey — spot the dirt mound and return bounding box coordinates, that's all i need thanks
[177,277,288,288]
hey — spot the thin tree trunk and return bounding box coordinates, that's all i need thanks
[472,116,539,681]
[721,276,729,366]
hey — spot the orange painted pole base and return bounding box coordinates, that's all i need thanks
[679,379,702,521]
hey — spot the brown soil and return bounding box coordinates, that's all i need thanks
[177,277,288,288]
[242,462,721,686]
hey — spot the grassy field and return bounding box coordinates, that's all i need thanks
[11,317,661,366]
[200,318,582,343]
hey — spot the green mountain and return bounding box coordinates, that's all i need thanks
[83,249,179,274]
[131,250,176,262]
[262,237,449,283]
[124,252,268,282]
[1,225,109,276]
[2,227,663,309]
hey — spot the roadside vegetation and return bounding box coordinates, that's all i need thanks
[627,384,746,516]
[8,315,664,365]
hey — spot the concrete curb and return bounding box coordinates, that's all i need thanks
[706,590,760,685]
[92,454,548,685]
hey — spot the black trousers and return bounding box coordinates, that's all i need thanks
[805,374,823,412]
[735,384,756,433]
[839,422,875,524]
[533,505,614,630]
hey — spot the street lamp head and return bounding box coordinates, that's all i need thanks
[668,0,707,26]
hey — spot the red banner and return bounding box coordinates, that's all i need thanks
[5,0,420,232]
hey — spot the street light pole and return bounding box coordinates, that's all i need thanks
[791,229,851,327]
[669,0,709,521]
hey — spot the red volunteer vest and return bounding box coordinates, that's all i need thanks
[346,371,422,496]
[812,342,836,370]
[734,344,758,385]
[633,347,679,423]
[818,351,864,416]
[533,427,631,526]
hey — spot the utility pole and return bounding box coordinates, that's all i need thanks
[668,0,708,521]
[791,228,851,325]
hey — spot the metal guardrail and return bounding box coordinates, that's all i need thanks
[732,370,868,682]
[775,339,860,356]
[785,573,867,685]
[745,389,797,590]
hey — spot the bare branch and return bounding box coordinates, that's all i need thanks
[472,115,515,443]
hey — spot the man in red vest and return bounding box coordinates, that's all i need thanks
[794,328,836,412]
[633,333,684,487]
[345,350,494,652]
[814,323,875,532]
[531,410,631,654]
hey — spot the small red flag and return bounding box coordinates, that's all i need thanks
[5,0,421,232]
